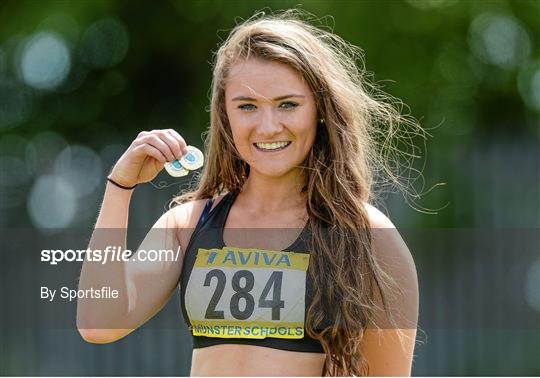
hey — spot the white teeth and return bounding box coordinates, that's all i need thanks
[255,141,290,150]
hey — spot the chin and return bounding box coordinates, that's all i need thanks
[250,164,299,178]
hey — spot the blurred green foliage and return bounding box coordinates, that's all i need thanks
[0,0,538,228]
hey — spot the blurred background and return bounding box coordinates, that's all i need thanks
[0,0,538,376]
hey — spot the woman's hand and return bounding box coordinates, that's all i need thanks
[108,129,188,187]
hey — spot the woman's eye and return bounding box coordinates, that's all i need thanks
[279,101,298,109]
[238,104,256,111]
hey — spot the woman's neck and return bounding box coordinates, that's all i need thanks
[239,171,306,214]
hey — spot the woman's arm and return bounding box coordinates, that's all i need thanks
[76,183,200,343]
[359,204,419,376]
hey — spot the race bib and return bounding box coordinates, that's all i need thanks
[185,247,310,339]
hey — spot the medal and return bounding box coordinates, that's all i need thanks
[179,145,204,170]
[164,145,204,177]
[164,159,189,177]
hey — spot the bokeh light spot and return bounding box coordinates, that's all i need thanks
[468,13,531,70]
[28,174,77,229]
[20,32,71,90]
[53,145,103,198]
[518,62,540,112]
[79,17,129,69]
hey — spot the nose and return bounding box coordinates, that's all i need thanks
[256,109,283,138]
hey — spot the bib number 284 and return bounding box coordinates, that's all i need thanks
[185,247,310,339]
[204,269,284,320]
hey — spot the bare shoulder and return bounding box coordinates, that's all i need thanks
[167,194,228,250]
[169,193,227,228]
[362,202,419,328]
[362,201,415,268]
[363,202,396,229]
[358,203,419,375]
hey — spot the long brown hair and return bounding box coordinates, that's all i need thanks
[171,9,425,376]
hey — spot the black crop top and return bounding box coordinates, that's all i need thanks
[179,190,325,353]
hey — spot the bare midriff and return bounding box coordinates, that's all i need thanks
[190,344,326,376]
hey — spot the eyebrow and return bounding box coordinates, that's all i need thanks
[231,94,305,101]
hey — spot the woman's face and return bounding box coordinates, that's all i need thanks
[224,58,318,179]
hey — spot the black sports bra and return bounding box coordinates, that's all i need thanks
[179,190,325,353]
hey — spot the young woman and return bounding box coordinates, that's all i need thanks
[77,10,420,376]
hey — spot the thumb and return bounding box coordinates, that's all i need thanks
[154,160,165,171]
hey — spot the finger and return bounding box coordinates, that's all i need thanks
[136,130,149,138]
[140,134,176,162]
[160,130,183,160]
[132,143,168,163]
[166,129,188,156]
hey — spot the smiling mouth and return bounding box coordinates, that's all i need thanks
[253,141,292,152]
